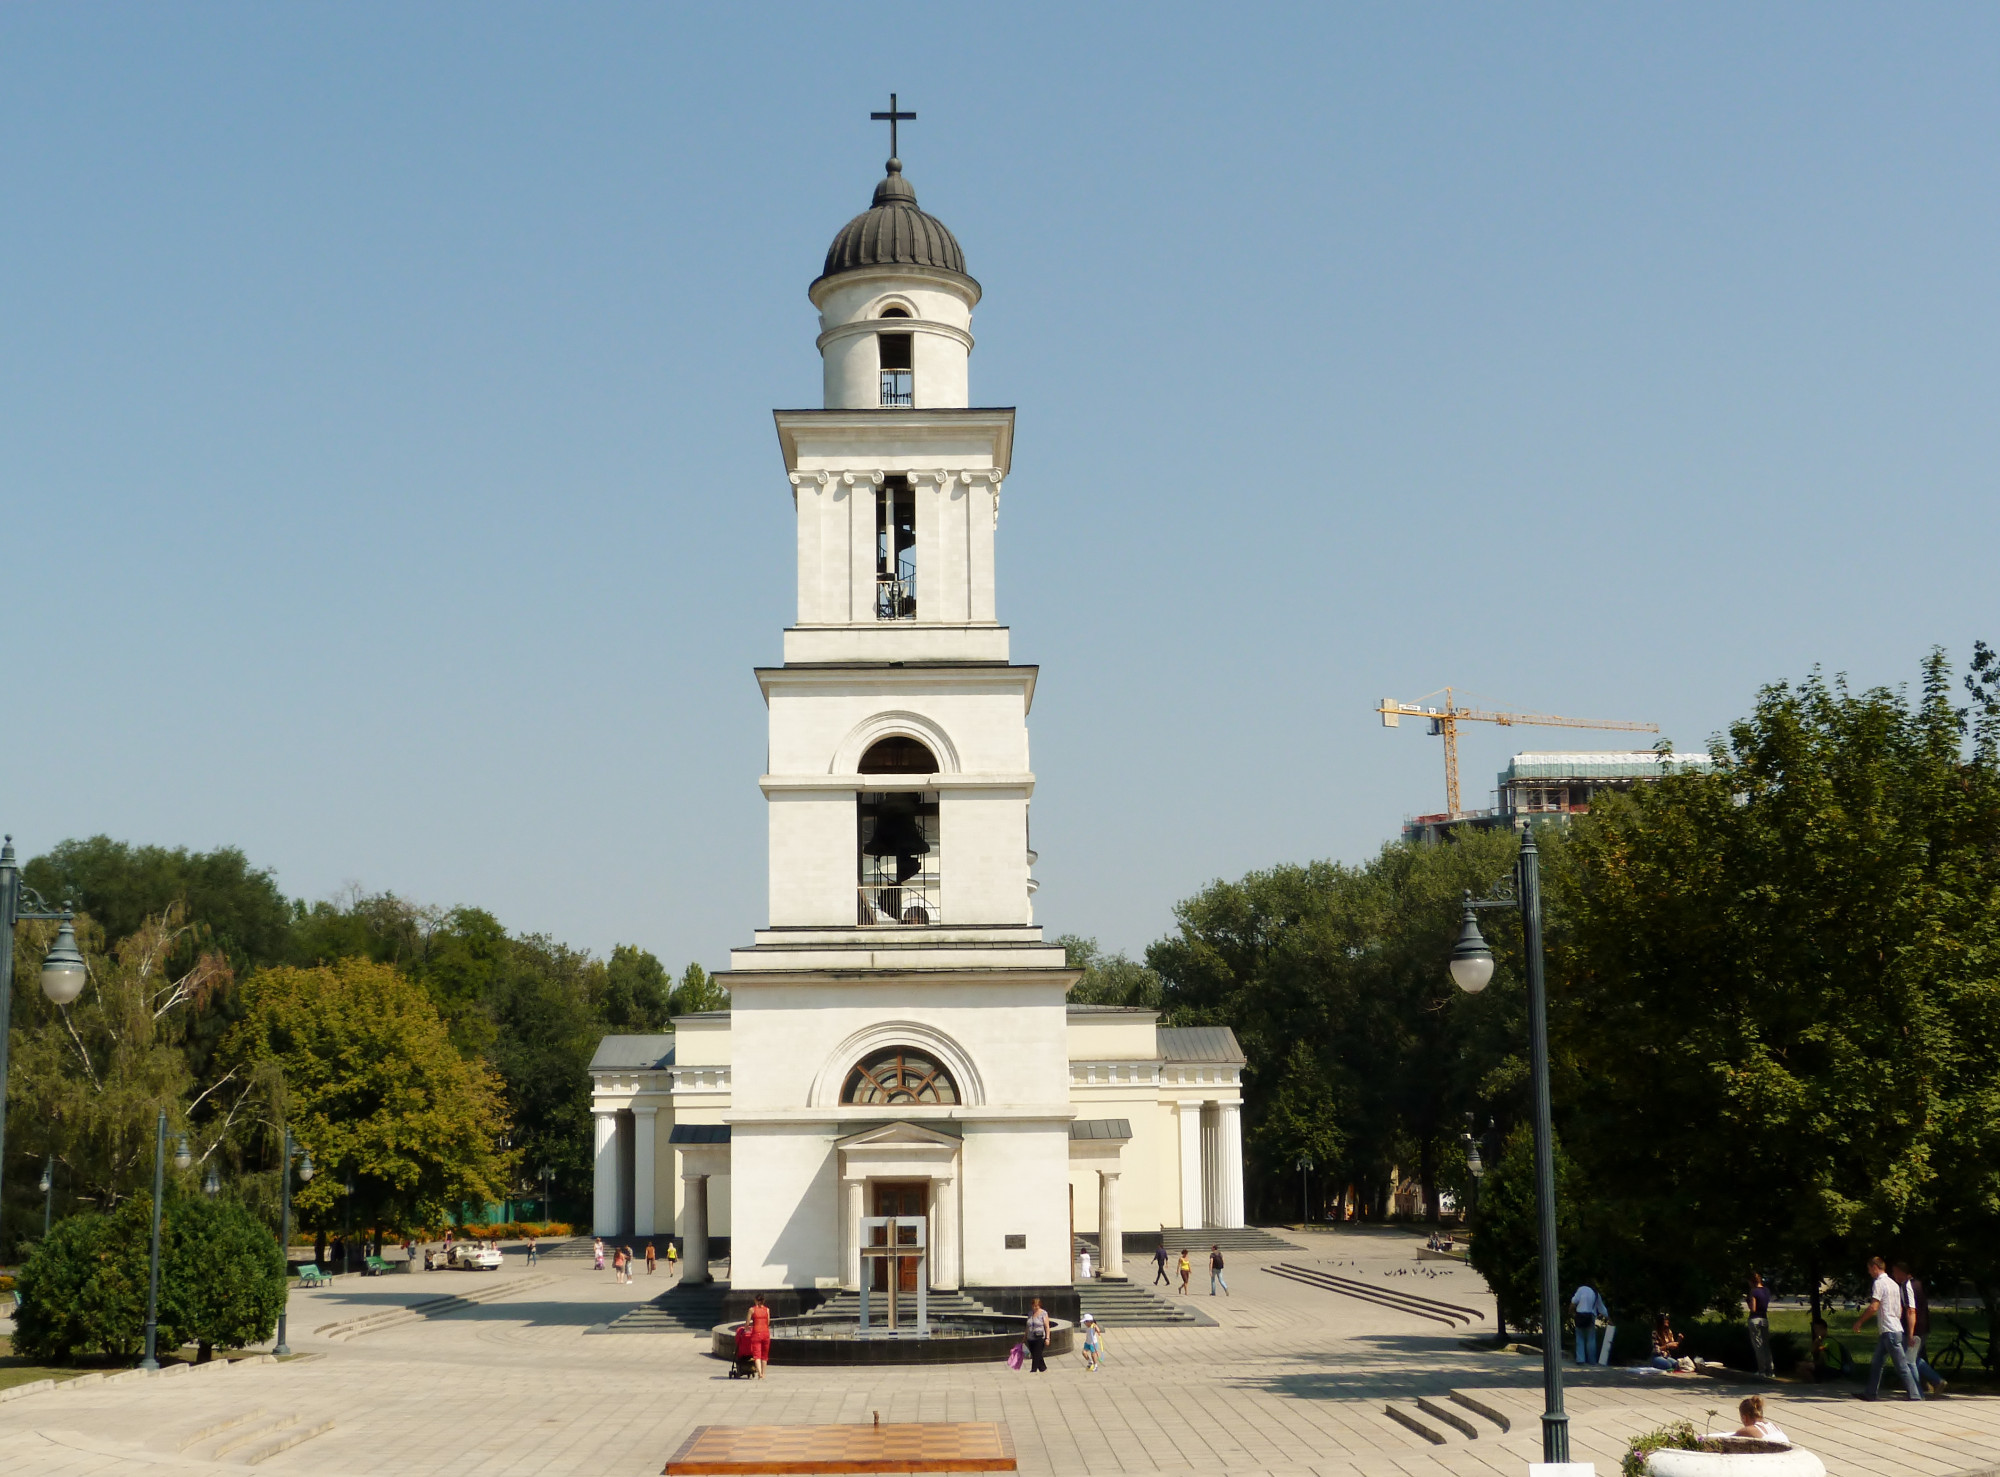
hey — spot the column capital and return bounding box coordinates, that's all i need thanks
[632,1104,659,1117]
[681,1170,708,1183]
[1097,1168,1122,1181]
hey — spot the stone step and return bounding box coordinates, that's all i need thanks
[1071,1281,1217,1327]
[1158,1226,1301,1254]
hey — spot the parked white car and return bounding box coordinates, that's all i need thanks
[445,1242,503,1271]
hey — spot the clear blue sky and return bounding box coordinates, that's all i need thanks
[4,5,1996,968]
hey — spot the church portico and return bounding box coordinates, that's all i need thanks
[589,117,1243,1308]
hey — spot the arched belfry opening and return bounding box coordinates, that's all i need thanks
[876,476,916,618]
[858,736,939,926]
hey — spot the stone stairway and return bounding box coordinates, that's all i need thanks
[806,1288,1005,1324]
[1072,1279,1216,1327]
[1158,1226,1302,1255]
[1380,1389,1512,1447]
[596,1278,731,1334]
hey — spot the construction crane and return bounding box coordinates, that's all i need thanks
[1378,688,1659,818]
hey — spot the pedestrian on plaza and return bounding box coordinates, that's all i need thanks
[1024,1298,1051,1373]
[1893,1262,1948,1395]
[1570,1279,1606,1366]
[749,1293,772,1379]
[1745,1272,1774,1378]
[667,1240,680,1277]
[1177,1249,1192,1295]
[1731,1395,1789,1445]
[622,1245,637,1284]
[526,1235,540,1267]
[1209,1244,1229,1296]
[645,1241,657,1274]
[1080,1313,1102,1371]
[593,1237,605,1271]
[1079,1246,1092,1281]
[1153,1244,1172,1287]
[1648,1313,1688,1371]
[1851,1255,1923,1401]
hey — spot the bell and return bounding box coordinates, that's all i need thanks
[863,802,931,862]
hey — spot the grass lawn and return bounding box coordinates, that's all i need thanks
[0,1337,91,1392]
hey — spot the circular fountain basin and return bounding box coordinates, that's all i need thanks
[712,1314,1074,1366]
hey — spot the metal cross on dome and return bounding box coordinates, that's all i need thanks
[871,93,916,162]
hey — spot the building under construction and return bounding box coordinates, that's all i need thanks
[1402,749,1716,844]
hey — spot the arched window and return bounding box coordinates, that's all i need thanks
[860,735,938,774]
[879,305,911,318]
[843,1048,959,1106]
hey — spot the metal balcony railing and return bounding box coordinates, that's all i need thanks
[858,877,939,926]
[876,571,916,620]
[880,371,913,407]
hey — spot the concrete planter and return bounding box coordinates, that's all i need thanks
[1647,1441,1826,1477]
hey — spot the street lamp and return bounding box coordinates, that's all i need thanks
[0,837,83,1257]
[204,1164,221,1198]
[1460,1116,1485,1221]
[1295,1155,1314,1227]
[275,1130,311,1357]
[139,1113,188,1370]
[1446,826,1568,1465]
[40,1154,54,1237]
[540,1165,555,1221]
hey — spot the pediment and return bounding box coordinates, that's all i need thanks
[836,1120,961,1151]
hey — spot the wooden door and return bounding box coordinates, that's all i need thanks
[872,1182,928,1292]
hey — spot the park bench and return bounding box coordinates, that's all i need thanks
[296,1265,332,1289]
[363,1255,393,1276]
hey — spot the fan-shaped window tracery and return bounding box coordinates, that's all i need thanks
[842,1048,959,1106]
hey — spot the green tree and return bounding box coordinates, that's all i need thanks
[6,906,227,1240]
[1465,1123,1579,1336]
[23,837,292,975]
[158,1196,287,1361]
[1147,829,1522,1220]
[221,958,512,1240]
[600,944,672,1030]
[669,962,729,1016]
[491,936,604,1211]
[1548,650,2000,1321]
[1058,935,1163,1008]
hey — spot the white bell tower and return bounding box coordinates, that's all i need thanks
[719,111,1078,1298]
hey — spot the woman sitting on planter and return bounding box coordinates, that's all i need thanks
[1731,1395,1788,1445]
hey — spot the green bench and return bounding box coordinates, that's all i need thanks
[363,1255,393,1276]
[296,1265,332,1289]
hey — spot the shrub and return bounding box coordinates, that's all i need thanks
[159,1198,287,1360]
[456,1220,572,1240]
[1676,1316,1805,1373]
[13,1198,153,1362]
[1622,1420,1699,1477]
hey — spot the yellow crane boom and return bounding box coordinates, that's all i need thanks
[1378,687,1659,818]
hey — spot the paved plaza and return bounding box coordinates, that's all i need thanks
[4,1228,1996,1477]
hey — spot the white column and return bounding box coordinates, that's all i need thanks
[632,1107,658,1238]
[1218,1102,1245,1229]
[843,1176,865,1289]
[931,1174,958,1290]
[1098,1170,1124,1280]
[592,1111,619,1237]
[1201,1101,1222,1229]
[1175,1100,1203,1229]
[682,1172,710,1282]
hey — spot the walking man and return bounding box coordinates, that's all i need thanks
[1152,1244,1172,1286]
[1852,1255,1923,1401]
[1569,1278,1605,1366]
[1209,1244,1229,1296]
[525,1234,539,1267]
[1894,1262,1948,1395]
[1746,1272,1774,1378]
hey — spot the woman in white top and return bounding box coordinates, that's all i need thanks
[1732,1396,1788,1445]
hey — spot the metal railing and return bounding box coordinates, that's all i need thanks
[876,571,916,620]
[858,878,939,926]
[880,371,913,407]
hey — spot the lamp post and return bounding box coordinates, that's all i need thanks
[140,1115,192,1370]
[1446,826,1568,1465]
[40,1154,55,1237]
[274,1130,312,1356]
[540,1165,554,1222]
[203,1164,221,1198]
[0,837,85,1258]
[1295,1155,1313,1228]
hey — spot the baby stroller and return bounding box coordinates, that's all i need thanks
[728,1321,757,1378]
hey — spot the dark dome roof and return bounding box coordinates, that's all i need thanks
[816,161,974,290]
